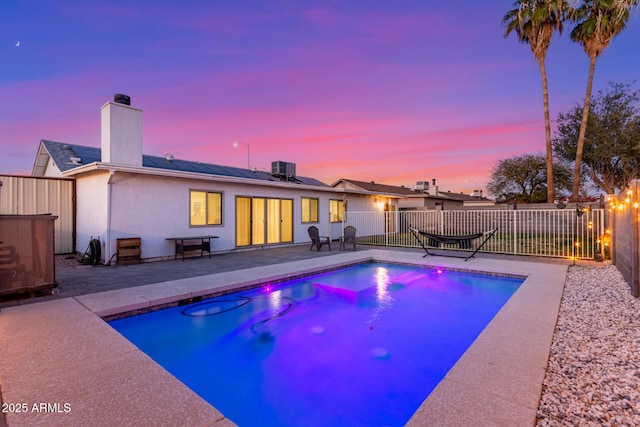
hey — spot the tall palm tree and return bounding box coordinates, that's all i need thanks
[569,0,639,200]
[503,0,568,203]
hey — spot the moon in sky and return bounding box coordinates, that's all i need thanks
[16,41,20,47]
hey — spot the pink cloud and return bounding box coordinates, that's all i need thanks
[4,0,635,197]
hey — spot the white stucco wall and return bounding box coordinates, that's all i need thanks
[397,197,426,209]
[103,172,375,261]
[343,193,396,212]
[75,171,110,259]
[43,157,65,178]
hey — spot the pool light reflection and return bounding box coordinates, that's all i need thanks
[269,290,283,311]
[375,267,391,302]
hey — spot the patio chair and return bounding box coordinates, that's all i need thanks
[409,226,497,261]
[307,226,331,252]
[340,226,357,251]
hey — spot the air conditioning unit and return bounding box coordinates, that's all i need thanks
[415,181,429,192]
[272,161,296,178]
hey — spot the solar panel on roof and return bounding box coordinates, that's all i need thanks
[44,141,328,187]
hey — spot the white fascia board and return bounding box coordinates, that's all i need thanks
[332,187,403,199]
[61,162,339,193]
[31,142,51,176]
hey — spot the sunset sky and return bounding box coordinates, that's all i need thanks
[1,1,638,194]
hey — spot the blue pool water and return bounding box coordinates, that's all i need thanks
[110,262,523,426]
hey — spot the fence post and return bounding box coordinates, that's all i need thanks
[512,210,517,255]
[385,211,389,247]
[599,207,605,259]
[633,181,640,296]
[342,212,347,238]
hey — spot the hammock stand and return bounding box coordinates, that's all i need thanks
[409,227,498,261]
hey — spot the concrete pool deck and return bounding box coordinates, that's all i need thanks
[0,249,567,426]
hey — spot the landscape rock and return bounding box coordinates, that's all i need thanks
[537,265,640,426]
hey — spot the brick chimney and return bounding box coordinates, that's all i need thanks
[100,94,142,167]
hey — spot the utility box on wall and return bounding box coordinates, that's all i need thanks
[0,214,58,297]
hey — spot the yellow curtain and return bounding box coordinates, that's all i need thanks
[190,191,206,226]
[281,199,293,242]
[252,198,265,245]
[207,192,222,225]
[236,197,251,246]
[267,198,280,244]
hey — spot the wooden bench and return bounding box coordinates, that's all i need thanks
[166,236,219,261]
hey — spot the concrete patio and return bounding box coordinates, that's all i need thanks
[0,245,579,426]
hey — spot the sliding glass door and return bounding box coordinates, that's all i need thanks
[236,197,293,247]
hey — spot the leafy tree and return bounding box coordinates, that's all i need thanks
[553,82,640,194]
[487,153,572,202]
[568,0,639,200]
[503,0,568,203]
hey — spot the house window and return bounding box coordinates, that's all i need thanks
[190,190,222,226]
[301,197,319,223]
[330,199,344,223]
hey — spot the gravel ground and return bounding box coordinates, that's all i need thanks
[537,264,640,426]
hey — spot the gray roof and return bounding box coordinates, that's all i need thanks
[334,178,491,202]
[41,140,329,187]
[332,178,417,195]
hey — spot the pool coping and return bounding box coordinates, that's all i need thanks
[0,249,567,426]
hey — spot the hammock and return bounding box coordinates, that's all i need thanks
[409,227,498,261]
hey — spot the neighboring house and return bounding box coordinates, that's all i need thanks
[331,179,410,212]
[332,179,495,210]
[31,96,373,263]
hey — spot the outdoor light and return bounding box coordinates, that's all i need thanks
[232,141,250,169]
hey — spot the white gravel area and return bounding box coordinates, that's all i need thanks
[537,264,640,426]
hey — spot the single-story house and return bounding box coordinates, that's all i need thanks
[31,95,383,263]
[332,179,494,210]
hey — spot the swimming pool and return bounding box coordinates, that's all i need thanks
[110,262,523,426]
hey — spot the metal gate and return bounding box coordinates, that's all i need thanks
[0,175,75,254]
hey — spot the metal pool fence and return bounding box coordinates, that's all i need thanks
[342,208,605,260]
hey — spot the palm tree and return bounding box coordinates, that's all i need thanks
[503,0,568,203]
[569,0,639,200]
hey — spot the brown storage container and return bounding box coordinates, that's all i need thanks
[117,237,142,265]
[0,214,58,297]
